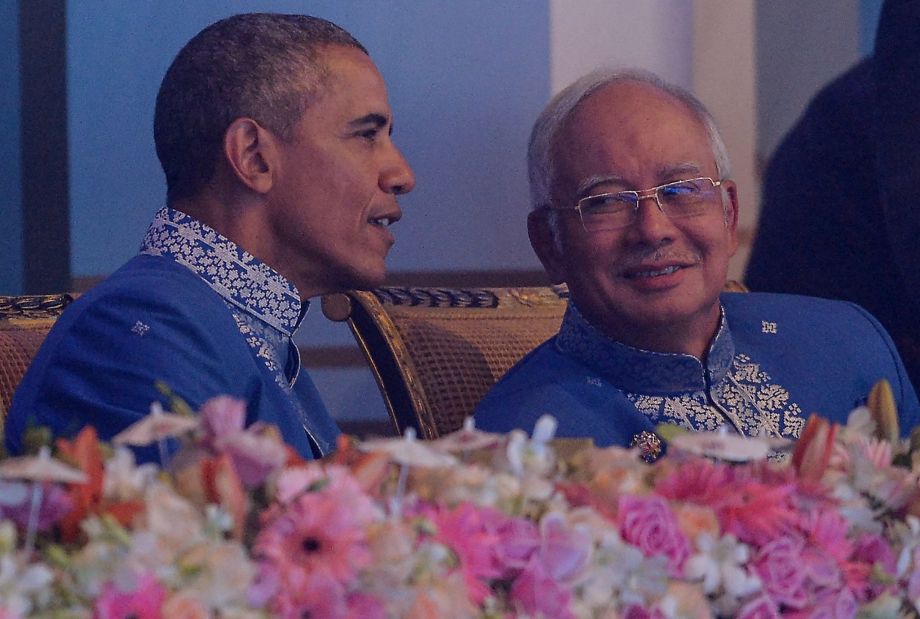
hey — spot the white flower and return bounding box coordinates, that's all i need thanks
[0,553,53,616]
[103,447,159,501]
[893,515,920,578]
[684,533,760,598]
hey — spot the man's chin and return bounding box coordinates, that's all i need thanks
[342,266,388,292]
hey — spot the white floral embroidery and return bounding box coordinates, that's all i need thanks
[140,207,304,388]
[140,207,301,336]
[627,353,806,439]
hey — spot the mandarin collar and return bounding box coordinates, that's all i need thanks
[555,301,734,394]
[140,207,305,336]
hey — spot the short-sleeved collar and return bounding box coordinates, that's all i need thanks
[140,207,304,336]
[555,302,734,394]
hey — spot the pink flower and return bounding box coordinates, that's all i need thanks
[622,605,667,619]
[736,594,781,619]
[199,395,247,443]
[751,536,808,609]
[536,513,590,581]
[271,569,347,619]
[252,473,376,610]
[218,428,287,487]
[344,592,386,619]
[655,461,799,546]
[509,557,574,619]
[94,572,167,619]
[493,516,540,571]
[617,495,689,576]
[426,503,507,602]
[850,534,896,600]
[907,547,920,601]
[199,396,286,487]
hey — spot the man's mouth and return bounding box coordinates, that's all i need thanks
[624,265,683,279]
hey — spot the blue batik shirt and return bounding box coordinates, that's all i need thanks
[475,292,920,449]
[6,207,339,460]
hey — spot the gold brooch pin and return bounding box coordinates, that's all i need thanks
[630,431,662,463]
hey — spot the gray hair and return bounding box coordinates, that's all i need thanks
[527,68,731,212]
[154,13,367,203]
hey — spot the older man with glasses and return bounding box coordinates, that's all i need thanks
[474,69,920,455]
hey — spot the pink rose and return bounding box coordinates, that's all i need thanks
[617,495,689,576]
[751,536,808,609]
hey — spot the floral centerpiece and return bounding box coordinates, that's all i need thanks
[2,382,920,618]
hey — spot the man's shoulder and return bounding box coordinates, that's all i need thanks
[81,254,217,304]
[62,255,231,327]
[722,290,880,330]
[476,340,607,424]
[722,290,901,371]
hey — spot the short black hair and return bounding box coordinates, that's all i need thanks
[153,13,367,203]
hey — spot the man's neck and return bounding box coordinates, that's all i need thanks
[593,308,722,361]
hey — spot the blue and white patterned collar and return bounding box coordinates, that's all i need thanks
[555,301,735,394]
[140,207,304,336]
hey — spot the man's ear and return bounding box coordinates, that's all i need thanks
[223,118,276,194]
[527,209,568,284]
[722,180,740,255]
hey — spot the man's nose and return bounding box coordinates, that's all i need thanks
[381,146,416,195]
[629,192,676,241]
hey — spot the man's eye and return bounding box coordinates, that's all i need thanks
[581,193,633,211]
[357,128,379,141]
[661,181,701,197]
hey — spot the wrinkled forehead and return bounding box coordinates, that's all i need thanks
[551,81,714,192]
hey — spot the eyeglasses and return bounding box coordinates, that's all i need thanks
[554,177,724,232]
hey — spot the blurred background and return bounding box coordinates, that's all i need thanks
[0,0,883,430]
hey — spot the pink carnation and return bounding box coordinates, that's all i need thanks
[617,495,689,576]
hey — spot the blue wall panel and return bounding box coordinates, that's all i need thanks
[0,3,22,294]
[67,1,550,278]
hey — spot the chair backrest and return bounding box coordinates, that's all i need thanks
[322,286,569,439]
[0,294,75,439]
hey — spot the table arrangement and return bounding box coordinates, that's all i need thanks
[2,382,920,618]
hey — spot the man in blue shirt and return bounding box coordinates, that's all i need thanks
[6,13,415,460]
[474,69,920,452]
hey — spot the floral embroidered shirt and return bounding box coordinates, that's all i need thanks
[474,292,920,449]
[6,207,339,461]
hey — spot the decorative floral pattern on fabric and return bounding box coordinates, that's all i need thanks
[627,354,806,439]
[140,207,302,336]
